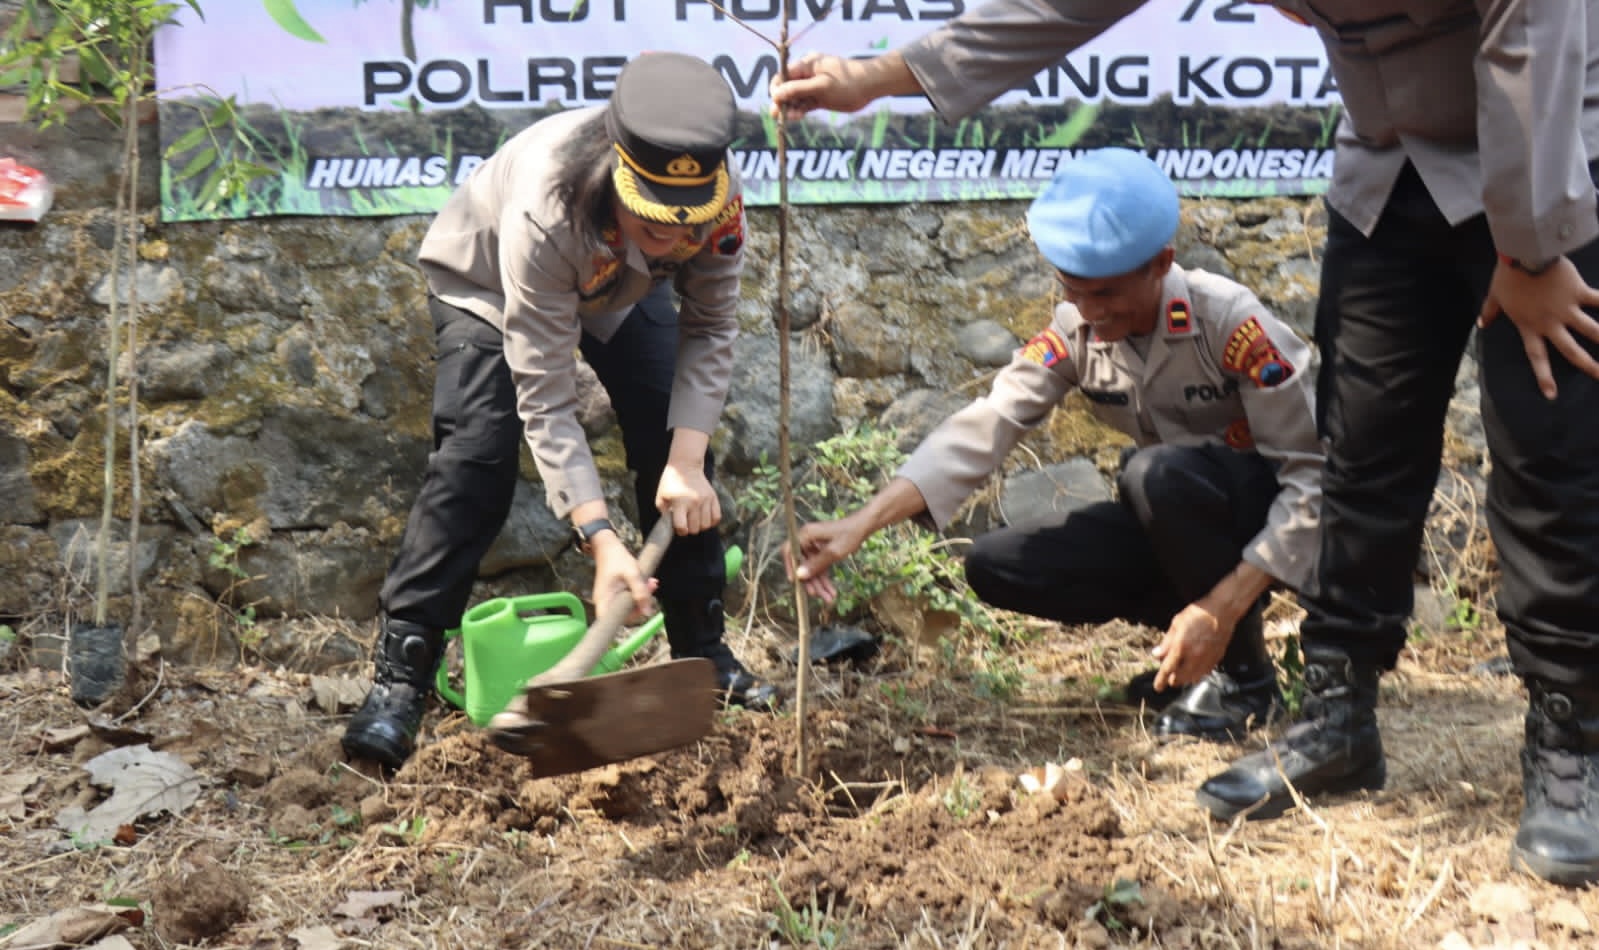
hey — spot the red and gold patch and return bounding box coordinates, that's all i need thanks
[580,253,621,296]
[1224,418,1255,450]
[1021,327,1069,367]
[1222,316,1295,388]
[708,195,745,256]
[1167,298,1192,335]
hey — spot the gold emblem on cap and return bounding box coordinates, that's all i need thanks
[666,154,702,177]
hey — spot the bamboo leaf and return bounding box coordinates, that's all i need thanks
[173,145,218,184]
[165,125,209,157]
[1036,103,1100,148]
[262,0,326,43]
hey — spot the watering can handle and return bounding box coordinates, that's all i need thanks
[533,517,674,685]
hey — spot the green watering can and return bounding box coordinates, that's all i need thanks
[435,544,743,726]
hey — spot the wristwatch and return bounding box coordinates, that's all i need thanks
[1498,252,1557,276]
[572,517,615,554]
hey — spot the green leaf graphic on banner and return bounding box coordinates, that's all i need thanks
[264,0,326,43]
[1036,104,1099,148]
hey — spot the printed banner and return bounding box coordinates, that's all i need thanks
[154,1,1341,221]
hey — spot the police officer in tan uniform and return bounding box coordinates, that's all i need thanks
[344,52,775,770]
[772,0,1599,885]
[789,149,1323,743]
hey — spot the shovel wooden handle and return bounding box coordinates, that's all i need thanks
[533,517,675,685]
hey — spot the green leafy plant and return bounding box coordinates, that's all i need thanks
[739,425,1005,641]
[769,880,849,949]
[1442,583,1482,632]
[1086,878,1144,932]
[382,814,428,844]
[940,774,981,820]
[1277,633,1306,717]
[208,526,263,644]
[878,681,927,720]
[971,647,1026,702]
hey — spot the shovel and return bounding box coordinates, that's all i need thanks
[486,518,718,775]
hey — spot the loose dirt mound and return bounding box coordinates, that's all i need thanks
[3,621,1596,949]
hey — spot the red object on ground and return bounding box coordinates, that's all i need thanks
[0,157,54,222]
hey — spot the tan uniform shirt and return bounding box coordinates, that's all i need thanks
[899,266,1323,590]
[417,107,746,517]
[902,0,1599,263]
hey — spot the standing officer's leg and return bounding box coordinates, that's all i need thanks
[581,284,776,708]
[345,299,524,767]
[1478,175,1599,885]
[1199,165,1479,819]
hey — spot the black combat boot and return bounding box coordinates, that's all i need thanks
[660,598,779,710]
[1510,681,1599,886]
[342,617,444,768]
[1155,608,1283,742]
[1195,645,1385,820]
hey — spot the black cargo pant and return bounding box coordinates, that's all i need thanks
[379,284,725,633]
[963,442,1279,633]
[1304,162,1599,685]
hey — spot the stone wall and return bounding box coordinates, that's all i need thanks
[3,107,1484,670]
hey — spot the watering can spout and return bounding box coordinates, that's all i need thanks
[593,613,664,676]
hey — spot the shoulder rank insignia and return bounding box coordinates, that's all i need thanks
[1166,298,1192,335]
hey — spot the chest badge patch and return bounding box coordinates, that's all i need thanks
[1022,327,1069,368]
[1224,418,1255,450]
[1222,316,1295,388]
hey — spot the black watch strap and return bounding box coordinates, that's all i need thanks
[573,517,615,553]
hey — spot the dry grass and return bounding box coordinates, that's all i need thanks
[2,600,1596,949]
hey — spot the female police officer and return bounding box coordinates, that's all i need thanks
[344,52,775,770]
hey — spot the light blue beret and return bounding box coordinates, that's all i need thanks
[1027,148,1179,278]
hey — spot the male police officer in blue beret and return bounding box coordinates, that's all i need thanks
[788,149,1324,743]
[773,0,1599,888]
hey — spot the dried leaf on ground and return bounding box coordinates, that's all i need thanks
[289,925,343,950]
[309,676,368,715]
[330,890,406,920]
[54,744,202,844]
[0,771,41,820]
[0,904,137,949]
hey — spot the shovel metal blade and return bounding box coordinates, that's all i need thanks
[487,658,718,776]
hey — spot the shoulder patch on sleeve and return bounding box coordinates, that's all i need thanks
[580,252,621,296]
[708,195,744,256]
[1021,327,1069,367]
[1166,298,1192,334]
[1222,315,1296,388]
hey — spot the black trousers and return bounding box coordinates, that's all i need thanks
[964,443,1279,631]
[379,284,725,632]
[1304,162,1599,685]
